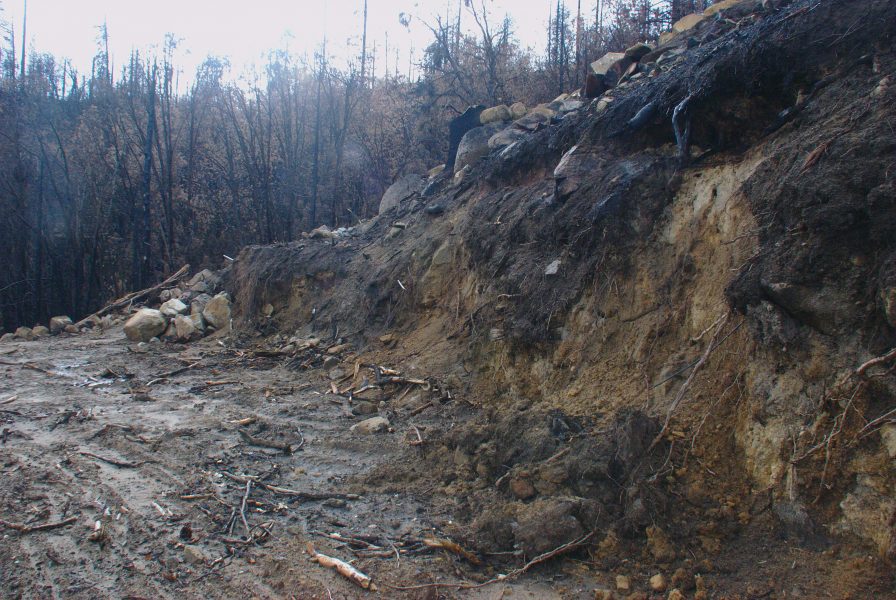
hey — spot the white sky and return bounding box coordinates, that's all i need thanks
[0,0,567,87]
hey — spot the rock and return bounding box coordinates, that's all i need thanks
[667,590,685,600]
[424,204,445,216]
[261,303,274,318]
[625,42,653,60]
[510,476,536,500]
[183,545,207,565]
[64,324,79,334]
[174,314,202,341]
[593,590,614,600]
[761,281,851,335]
[479,104,511,125]
[49,316,73,334]
[123,309,167,342]
[187,269,219,288]
[513,105,556,131]
[190,280,210,294]
[307,224,338,239]
[322,355,340,369]
[703,0,748,17]
[448,105,485,171]
[545,260,561,276]
[14,326,34,341]
[586,52,631,97]
[202,295,232,331]
[378,174,425,214]
[615,575,631,591]
[159,289,172,303]
[350,416,390,434]
[32,325,51,337]
[488,126,529,150]
[351,401,378,416]
[427,164,446,179]
[672,12,705,35]
[159,298,189,318]
[170,287,184,299]
[191,293,213,317]
[650,574,668,592]
[454,123,504,173]
[328,367,346,381]
[559,99,584,113]
[646,525,677,562]
[161,322,178,342]
[509,102,527,118]
[0,333,14,343]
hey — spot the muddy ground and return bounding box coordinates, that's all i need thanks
[1,329,892,599]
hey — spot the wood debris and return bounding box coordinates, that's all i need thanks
[423,537,482,565]
[237,429,292,454]
[306,542,377,591]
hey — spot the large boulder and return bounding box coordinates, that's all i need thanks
[14,326,34,341]
[513,105,557,132]
[159,298,189,318]
[202,294,232,331]
[509,102,528,119]
[488,126,529,150]
[191,293,213,317]
[49,315,73,335]
[479,104,511,125]
[123,308,167,342]
[378,174,425,214]
[174,314,203,342]
[32,325,50,338]
[585,52,631,98]
[454,123,505,174]
[447,105,485,170]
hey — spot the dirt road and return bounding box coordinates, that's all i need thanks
[0,329,597,599]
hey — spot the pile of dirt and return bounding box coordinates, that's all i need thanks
[224,0,896,595]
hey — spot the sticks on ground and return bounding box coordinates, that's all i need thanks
[307,542,377,591]
[238,429,292,454]
[220,472,359,501]
[0,516,78,534]
[79,450,142,468]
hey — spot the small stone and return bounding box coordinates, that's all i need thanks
[161,323,178,342]
[615,575,631,591]
[594,590,614,600]
[650,574,668,592]
[159,289,172,303]
[350,417,390,435]
[671,567,695,591]
[262,303,274,318]
[159,298,189,318]
[170,287,184,298]
[351,401,378,416]
[424,204,445,215]
[32,325,50,337]
[646,525,677,562]
[190,281,210,294]
[510,477,536,500]
[14,326,35,341]
[322,355,340,369]
[0,333,14,343]
[328,368,346,381]
[545,260,561,276]
[183,545,207,565]
[667,589,685,600]
[49,316,73,335]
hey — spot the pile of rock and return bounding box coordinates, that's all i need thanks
[0,316,78,342]
[123,269,232,343]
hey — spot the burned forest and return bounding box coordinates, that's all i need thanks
[1,0,896,598]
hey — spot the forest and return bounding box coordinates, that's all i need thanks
[0,0,709,332]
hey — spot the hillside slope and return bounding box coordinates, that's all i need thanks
[228,0,895,595]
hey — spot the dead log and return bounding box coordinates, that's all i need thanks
[75,264,189,327]
[307,542,377,591]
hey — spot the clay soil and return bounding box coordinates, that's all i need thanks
[1,329,892,599]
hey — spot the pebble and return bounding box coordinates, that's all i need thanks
[650,573,668,592]
[615,574,631,591]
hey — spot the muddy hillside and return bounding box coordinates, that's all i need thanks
[2,0,895,598]
[232,0,896,590]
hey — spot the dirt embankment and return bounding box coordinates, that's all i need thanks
[227,0,896,595]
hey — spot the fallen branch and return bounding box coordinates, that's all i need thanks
[147,361,201,386]
[386,531,595,591]
[238,429,292,454]
[855,347,896,377]
[423,537,481,565]
[75,264,189,327]
[307,542,377,591]
[79,450,142,468]
[408,426,425,447]
[0,516,78,534]
[220,472,359,501]
[1,395,18,405]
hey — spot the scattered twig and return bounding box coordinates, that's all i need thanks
[147,361,201,386]
[79,450,142,468]
[307,542,377,591]
[220,472,359,501]
[386,531,595,591]
[855,347,896,377]
[0,516,78,534]
[1,395,18,405]
[423,538,482,565]
[408,426,425,446]
[238,429,292,454]
[240,481,253,535]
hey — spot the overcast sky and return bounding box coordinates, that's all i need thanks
[0,0,564,87]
